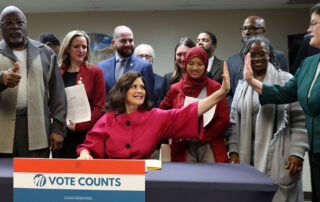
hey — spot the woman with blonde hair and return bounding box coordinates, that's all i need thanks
[57,30,106,158]
[158,37,195,105]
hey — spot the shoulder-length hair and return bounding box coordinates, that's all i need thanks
[59,30,91,68]
[105,71,153,114]
[170,37,195,82]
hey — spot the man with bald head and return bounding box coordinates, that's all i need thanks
[226,15,288,108]
[98,26,154,102]
[0,6,66,157]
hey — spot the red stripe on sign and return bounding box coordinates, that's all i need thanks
[13,158,145,174]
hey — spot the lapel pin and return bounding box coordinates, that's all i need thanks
[78,77,83,85]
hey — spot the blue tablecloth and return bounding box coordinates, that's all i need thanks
[146,162,277,202]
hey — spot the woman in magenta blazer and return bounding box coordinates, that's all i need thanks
[77,69,230,159]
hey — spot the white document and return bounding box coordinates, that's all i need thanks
[65,84,91,124]
[184,96,216,127]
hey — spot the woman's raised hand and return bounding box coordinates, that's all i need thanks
[243,53,254,82]
[243,53,263,95]
[221,62,230,94]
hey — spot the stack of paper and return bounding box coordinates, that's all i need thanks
[145,160,162,170]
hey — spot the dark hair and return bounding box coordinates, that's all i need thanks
[170,37,195,82]
[199,31,217,45]
[311,3,320,15]
[38,32,60,46]
[105,71,153,114]
[240,35,280,72]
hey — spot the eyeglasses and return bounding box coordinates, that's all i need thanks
[0,20,26,28]
[137,54,152,60]
[309,21,320,29]
[240,26,263,32]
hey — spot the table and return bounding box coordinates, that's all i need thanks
[146,162,277,202]
[0,159,277,202]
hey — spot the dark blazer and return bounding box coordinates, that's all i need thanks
[226,50,288,109]
[158,72,176,106]
[153,73,164,107]
[97,54,155,102]
[209,56,224,84]
[261,53,320,153]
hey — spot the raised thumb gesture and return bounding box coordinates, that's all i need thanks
[12,62,19,73]
[2,62,21,88]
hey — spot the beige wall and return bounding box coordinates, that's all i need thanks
[18,8,309,75]
[0,8,312,191]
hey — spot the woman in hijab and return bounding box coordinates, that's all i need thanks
[160,47,229,163]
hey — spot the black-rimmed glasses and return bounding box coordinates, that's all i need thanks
[240,26,263,32]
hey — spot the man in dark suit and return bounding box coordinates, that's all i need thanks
[98,25,154,102]
[134,43,163,107]
[196,31,224,84]
[227,16,288,109]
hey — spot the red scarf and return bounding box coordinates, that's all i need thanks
[181,47,208,97]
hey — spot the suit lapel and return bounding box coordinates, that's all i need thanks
[26,38,40,72]
[305,55,320,109]
[210,58,220,78]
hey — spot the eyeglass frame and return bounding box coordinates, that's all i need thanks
[240,26,264,32]
[0,20,27,28]
[309,21,320,29]
[137,54,153,60]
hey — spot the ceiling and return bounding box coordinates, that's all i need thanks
[0,0,317,13]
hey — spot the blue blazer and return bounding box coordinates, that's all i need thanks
[153,73,164,107]
[98,54,155,102]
